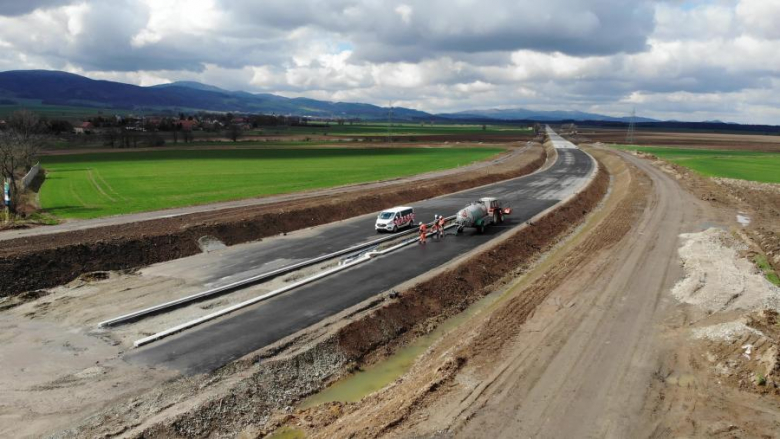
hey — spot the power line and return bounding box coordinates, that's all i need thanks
[386,101,393,144]
[626,107,636,144]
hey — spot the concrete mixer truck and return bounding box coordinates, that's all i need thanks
[455,197,512,234]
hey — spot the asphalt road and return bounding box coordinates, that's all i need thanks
[128,131,594,374]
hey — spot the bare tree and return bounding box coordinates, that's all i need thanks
[227,124,242,142]
[0,110,43,213]
[104,128,121,148]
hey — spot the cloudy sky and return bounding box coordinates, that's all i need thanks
[0,0,778,123]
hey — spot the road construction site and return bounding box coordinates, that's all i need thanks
[3,126,779,438]
[0,129,583,436]
[278,134,780,439]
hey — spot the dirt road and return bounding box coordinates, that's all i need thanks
[450,148,706,437]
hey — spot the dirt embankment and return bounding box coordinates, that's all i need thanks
[68,154,606,439]
[0,147,545,297]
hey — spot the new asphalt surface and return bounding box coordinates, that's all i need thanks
[128,131,594,374]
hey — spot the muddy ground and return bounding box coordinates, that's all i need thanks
[0,144,545,297]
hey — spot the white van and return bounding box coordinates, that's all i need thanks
[375,206,415,232]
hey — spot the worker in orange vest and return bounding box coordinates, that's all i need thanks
[419,222,428,244]
[431,215,440,239]
[437,215,446,239]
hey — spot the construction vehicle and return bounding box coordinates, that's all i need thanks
[455,197,511,233]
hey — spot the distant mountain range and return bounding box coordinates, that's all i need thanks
[0,70,428,120]
[0,69,663,123]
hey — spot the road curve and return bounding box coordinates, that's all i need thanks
[127,130,594,374]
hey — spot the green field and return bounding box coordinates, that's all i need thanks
[271,123,532,137]
[39,147,503,219]
[615,145,780,183]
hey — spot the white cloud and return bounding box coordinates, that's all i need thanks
[0,0,780,123]
[395,4,412,24]
[737,0,780,39]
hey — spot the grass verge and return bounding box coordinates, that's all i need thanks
[614,145,780,183]
[754,254,780,286]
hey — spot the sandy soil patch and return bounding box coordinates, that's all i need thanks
[672,228,780,312]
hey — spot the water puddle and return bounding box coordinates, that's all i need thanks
[736,213,751,227]
[266,426,306,439]
[698,221,726,231]
[300,288,504,409]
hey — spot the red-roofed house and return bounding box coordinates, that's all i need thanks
[73,121,94,134]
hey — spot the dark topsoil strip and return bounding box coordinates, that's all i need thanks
[133,160,607,439]
[0,151,545,297]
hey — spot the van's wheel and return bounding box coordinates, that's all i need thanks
[392,225,398,233]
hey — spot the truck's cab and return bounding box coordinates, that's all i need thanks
[479,197,501,212]
[375,206,415,232]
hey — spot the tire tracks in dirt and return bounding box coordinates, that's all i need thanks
[448,147,706,438]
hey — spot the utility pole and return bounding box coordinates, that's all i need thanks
[626,107,636,144]
[3,178,10,222]
[386,101,393,144]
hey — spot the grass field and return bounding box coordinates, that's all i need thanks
[615,145,780,183]
[39,147,503,219]
[270,123,532,137]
